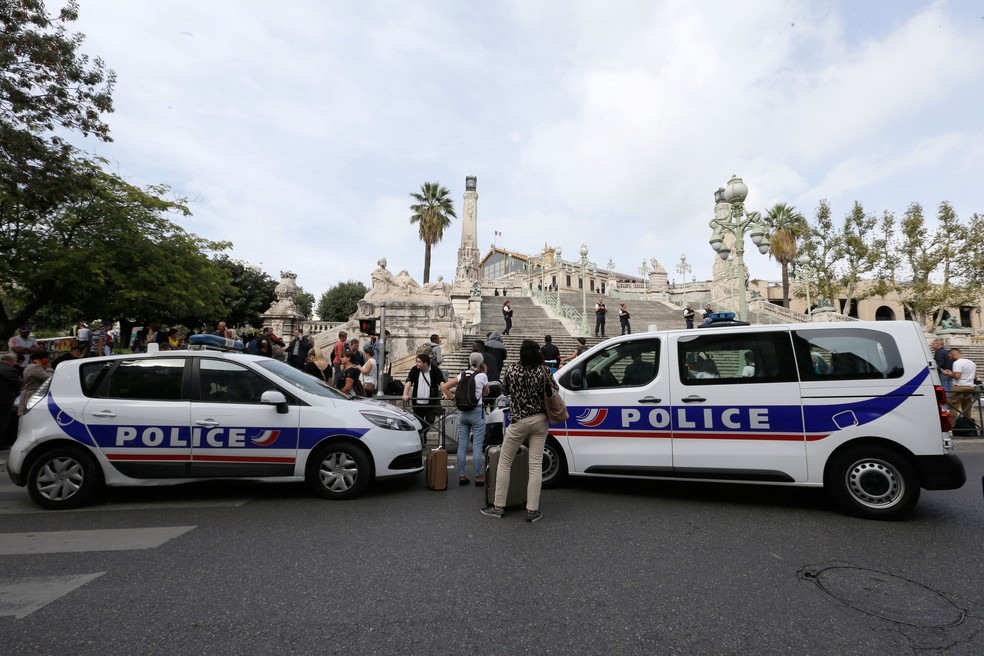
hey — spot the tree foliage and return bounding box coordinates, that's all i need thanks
[316,281,367,322]
[409,181,456,284]
[799,199,843,307]
[762,202,807,308]
[1,0,115,212]
[873,202,978,327]
[0,162,234,337]
[210,255,276,330]
[295,288,314,319]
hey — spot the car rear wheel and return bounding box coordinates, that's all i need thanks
[307,442,371,500]
[825,445,920,520]
[540,437,568,489]
[27,446,104,510]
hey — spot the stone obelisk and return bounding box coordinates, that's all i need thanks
[453,175,481,291]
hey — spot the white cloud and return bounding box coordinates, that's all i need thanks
[67,0,984,292]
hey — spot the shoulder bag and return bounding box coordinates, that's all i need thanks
[542,367,569,424]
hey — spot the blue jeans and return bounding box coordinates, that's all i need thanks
[940,373,953,393]
[456,407,486,478]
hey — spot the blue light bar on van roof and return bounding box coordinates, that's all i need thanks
[188,334,245,351]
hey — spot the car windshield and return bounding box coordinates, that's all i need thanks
[254,358,349,399]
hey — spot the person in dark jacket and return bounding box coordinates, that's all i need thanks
[402,352,446,446]
[485,331,508,373]
[286,328,312,369]
[932,339,953,394]
[0,352,22,447]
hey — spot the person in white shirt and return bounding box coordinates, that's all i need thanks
[942,348,977,423]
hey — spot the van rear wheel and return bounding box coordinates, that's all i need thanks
[825,445,919,520]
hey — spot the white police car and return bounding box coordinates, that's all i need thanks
[536,318,966,520]
[7,336,424,509]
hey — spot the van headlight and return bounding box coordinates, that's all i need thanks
[361,411,416,431]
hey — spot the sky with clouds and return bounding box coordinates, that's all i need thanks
[69,0,984,298]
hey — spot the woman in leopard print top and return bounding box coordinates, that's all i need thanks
[485,339,558,522]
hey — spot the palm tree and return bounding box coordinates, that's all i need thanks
[409,182,457,284]
[763,202,808,308]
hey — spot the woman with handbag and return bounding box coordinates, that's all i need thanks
[481,339,562,523]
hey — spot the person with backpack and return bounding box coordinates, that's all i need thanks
[441,352,490,486]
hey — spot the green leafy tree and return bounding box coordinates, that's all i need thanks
[799,199,843,307]
[409,181,456,284]
[1,0,115,212]
[316,281,368,322]
[210,255,277,329]
[762,202,807,308]
[296,288,315,319]
[0,162,233,337]
[838,202,879,316]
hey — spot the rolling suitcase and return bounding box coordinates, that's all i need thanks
[485,444,528,508]
[426,414,448,490]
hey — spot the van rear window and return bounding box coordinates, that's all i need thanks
[793,329,903,381]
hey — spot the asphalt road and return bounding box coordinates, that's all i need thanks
[1,443,982,655]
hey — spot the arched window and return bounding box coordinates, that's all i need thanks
[874,306,896,321]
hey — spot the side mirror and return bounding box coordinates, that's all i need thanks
[569,369,583,389]
[261,390,289,414]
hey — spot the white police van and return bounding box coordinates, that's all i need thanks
[538,317,965,519]
[7,336,424,509]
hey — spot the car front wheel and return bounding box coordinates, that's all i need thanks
[825,445,920,520]
[27,446,104,510]
[307,442,371,500]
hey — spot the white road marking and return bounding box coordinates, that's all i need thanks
[0,497,251,515]
[0,573,105,619]
[0,526,196,555]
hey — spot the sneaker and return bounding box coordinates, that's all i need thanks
[526,510,543,523]
[480,505,504,518]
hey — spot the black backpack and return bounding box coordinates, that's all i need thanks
[454,370,479,411]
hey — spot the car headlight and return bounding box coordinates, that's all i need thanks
[361,411,416,431]
[23,378,51,414]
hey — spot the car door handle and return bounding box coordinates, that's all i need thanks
[638,396,662,404]
[91,410,117,418]
[681,395,706,403]
[195,419,220,427]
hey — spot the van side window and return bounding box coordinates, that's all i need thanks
[793,329,904,381]
[581,339,660,389]
[678,332,797,385]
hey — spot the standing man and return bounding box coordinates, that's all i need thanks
[942,348,977,424]
[683,303,696,329]
[429,334,443,372]
[594,297,607,338]
[485,332,508,375]
[0,352,22,446]
[932,339,953,394]
[9,325,45,366]
[212,321,228,337]
[502,300,513,336]
[286,328,311,369]
[331,330,348,386]
[618,303,631,335]
[541,335,561,373]
[74,321,91,356]
[402,353,446,447]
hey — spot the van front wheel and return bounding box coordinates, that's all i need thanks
[825,446,919,520]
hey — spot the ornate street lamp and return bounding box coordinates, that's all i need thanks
[795,253,817,319]
[555,247,563,306]
[675,254,692,304]
[579,244,590,334]
[709,175,771,321]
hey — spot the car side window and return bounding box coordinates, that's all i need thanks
[678,331,797,385]
[793,328,904,381]
[581,339,660,389]
[198,359,280,403]
[103,358,187,401]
